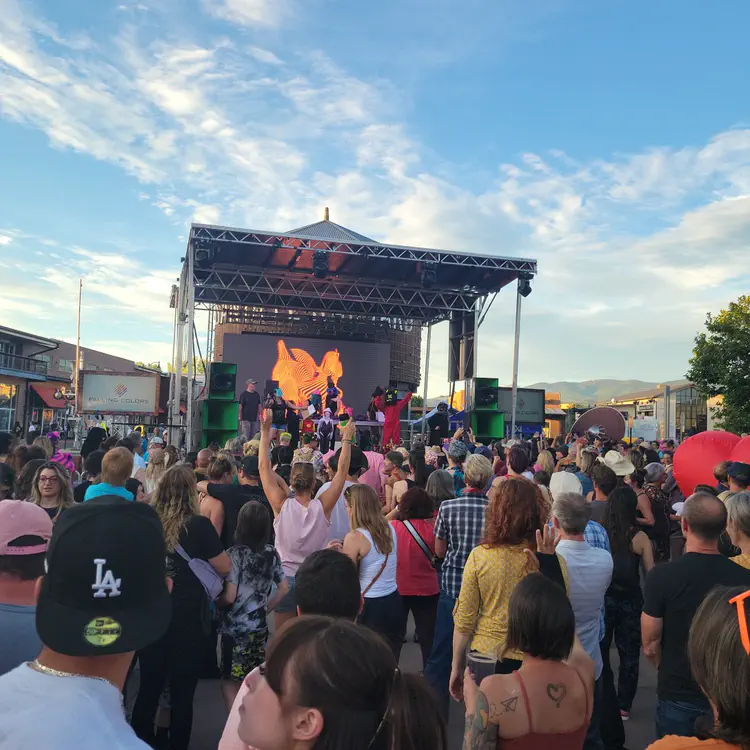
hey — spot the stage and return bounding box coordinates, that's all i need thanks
[170,209,537,449]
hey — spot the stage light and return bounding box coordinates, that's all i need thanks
[313,249,329,279]
[194,239,216,267]
[421,262,437,289]
[517,271,533,298]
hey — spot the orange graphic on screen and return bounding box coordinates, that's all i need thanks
[272,340,345,411]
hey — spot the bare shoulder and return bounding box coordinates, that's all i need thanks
[478,674,524,723]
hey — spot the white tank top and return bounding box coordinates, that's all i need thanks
[357,526,398,598]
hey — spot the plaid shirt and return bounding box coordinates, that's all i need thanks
[434,488,488,599]
[585,520,611,641]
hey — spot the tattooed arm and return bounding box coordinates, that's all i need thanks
[462,688,498,750]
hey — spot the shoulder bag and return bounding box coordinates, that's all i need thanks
[174,544,225,601]
[402,519,441,571]
[361,553,389,597]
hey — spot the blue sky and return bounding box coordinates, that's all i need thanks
[1,0,749,396]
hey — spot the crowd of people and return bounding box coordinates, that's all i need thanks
[1,418,750,750]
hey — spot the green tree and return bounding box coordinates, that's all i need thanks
[410,395,424,407]
[687,295,750,434]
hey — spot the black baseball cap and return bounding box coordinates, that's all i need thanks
[728,462,750,485]
[241,455,260,477]
[334,445,369,475]
[36,496,171,657]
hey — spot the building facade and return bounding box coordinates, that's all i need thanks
[0,325,142,433]
[597,381,719,441]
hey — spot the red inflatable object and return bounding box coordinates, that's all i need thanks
[673,431,740,497]
[730,436,750,464]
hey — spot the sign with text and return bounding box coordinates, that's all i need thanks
[79,372,159,415]
[497,387,545,424]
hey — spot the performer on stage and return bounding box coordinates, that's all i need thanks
[324,376,340,414]
[428,401,452,446]
[318,408,335,453]
[375,385,412,449]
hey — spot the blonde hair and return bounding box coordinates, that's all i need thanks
[464,454,493,490]
[151,465,200,552]
[33,436,54,458]
[244,440,261,457]
[102,447,134,486]
[145,447,168,486]
[345,484,393,555]
[537,450,555,474]
[31,461,74,520]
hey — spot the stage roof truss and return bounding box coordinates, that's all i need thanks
[188,222,537,325]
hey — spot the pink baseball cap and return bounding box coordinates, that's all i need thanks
[0,500,53,555]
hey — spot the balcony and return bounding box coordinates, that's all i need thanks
[0,353,49,380]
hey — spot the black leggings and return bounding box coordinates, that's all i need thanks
[131,618,206,750]
[401,594,439,668]
[359,590,406,660]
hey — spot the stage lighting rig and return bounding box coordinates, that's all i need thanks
[421,261,437,289]
[313,249,329,279]
[517,271,533,298]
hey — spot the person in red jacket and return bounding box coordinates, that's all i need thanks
[375,386,412,450]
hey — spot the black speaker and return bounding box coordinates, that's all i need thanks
[210,372,235,393]
[207,362,236,400]
[265,379,279,399]
[474,377,499,411]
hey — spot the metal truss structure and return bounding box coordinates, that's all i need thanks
[171,216,538,450]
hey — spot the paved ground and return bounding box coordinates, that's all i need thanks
[183,619,658,750]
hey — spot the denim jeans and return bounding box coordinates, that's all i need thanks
[656,698,711,739]
[423,591,456,721]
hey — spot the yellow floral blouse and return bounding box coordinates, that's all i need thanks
[453,543,570,660]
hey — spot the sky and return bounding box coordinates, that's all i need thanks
[1,0,749,398]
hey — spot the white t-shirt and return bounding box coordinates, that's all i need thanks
[315,480,354,543]
[0,663,150,749]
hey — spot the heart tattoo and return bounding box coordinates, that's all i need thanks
[546,683,567,707]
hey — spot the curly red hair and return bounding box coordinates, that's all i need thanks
[483,477,546,547]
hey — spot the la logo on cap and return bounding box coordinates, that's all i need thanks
[92,558,121,598]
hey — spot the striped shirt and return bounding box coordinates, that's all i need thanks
[556,539,613,679]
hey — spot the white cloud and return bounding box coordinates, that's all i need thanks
[248,47,283,65]
[0,235,12,245]
[203,0,292,28]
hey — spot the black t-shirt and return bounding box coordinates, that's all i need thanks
[167,515,225,615]
[239,391,261,422]
[270,400,287,425]
[643,552,750,701]
[206,482,273,548]
[74,481,90,503]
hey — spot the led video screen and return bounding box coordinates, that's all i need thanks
[222,334,391,416]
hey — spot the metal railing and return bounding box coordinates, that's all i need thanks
[0,353,48,376]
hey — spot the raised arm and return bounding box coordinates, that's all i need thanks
[259,409,288,516]
[318,420,356,517]
[397,391,413,409]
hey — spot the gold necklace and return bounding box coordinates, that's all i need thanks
[29,659,118,692]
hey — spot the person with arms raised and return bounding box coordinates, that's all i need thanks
[642,492,750,740]
[258,408,355,629]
